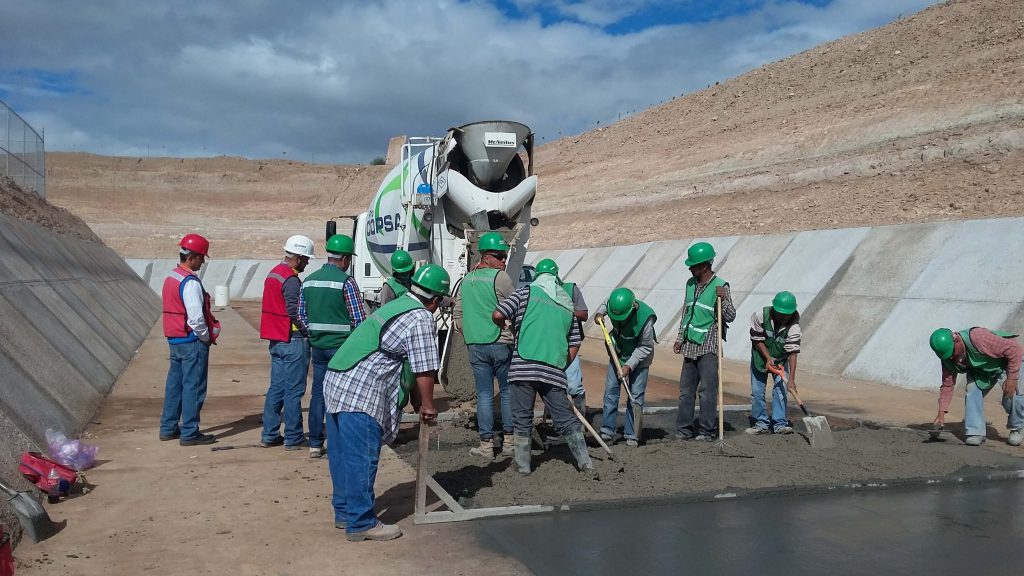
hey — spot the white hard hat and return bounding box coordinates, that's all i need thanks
[283,235,316,258]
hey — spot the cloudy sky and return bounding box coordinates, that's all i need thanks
[1,0,937,164]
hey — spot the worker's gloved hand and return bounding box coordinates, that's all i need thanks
[672,341,682,355]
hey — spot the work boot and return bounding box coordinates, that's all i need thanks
[501,434,514,456]
[346,521,402,542]
[514,434,532,475]
[964,435,986,446]
[469,439,494,459]
[565,430,595,474]
[1007,429,1023,447]
[745,426,769,435]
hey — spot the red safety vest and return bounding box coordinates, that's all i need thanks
[162,265,220,343]
[260,262,296,342]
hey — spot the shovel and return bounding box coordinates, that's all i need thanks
[597,317,643,444]
[786,385,835,449]
[0,476,57,543]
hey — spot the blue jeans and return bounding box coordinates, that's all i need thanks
[600,363,649,441]
[262,337,310,445]
[750,361,790,432]
[964,372,1024,437]
[565,356,584,397]
[309,346,338,449]
[468,343,513,440]
[160,339,210,440]
[327,411,383,534]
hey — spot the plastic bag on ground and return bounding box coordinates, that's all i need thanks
[45,428,99,471]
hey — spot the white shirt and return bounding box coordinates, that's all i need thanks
[181,277,210,342]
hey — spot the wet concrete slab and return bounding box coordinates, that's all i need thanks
[475,480,1024,576]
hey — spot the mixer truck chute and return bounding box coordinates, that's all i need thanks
[329,120,539,402]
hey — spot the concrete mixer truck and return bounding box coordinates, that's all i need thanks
[327,120,538,401]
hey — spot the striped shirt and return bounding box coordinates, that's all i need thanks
[297,267,367,330]
[322,303,439,443]
[676,281,736,359]
[496,287,582,389]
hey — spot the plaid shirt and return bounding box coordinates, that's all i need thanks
[322,302,439,443]
[298,267,367,329]
[938,327,1022,413]
[676,280,736,359]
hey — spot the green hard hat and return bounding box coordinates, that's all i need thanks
[325,234,355,256]
[478,232,510,252]
[607,287,637,322]
[684,242,716,267]
[390,249,414,274]
[412,263,451,296]
[535,258,559,277]
[930,328,955,360]
[772,291,798,315]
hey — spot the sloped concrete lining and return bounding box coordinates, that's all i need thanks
[652,237,741,342]
[199,260,235,292]
[553,248,587,280]
[0,215,158,492]
[242,261,279,299]
[723,228,869,361]
[229,260,260,298]
[844,300,1015,390]
[799,222,952,376]
[579,243,652,335]
[127,258,152,283]
[148,259,177,294]
[523,251,548,265]
[624,240,690,293]
[564,246,616,286]
[907,218,1024,303]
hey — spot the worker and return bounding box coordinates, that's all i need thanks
[379,249,415,305]
[930,327,1023,446]
[453,232,516,459]
[159,233,220,446]
[299,234,367,459]
[673,242,736,441]
[324,264,450,542]
[535,258,589,414]
[594,287,656,447]
[259,235,315,450]
[493,262,598,479]
[746,291,801,435]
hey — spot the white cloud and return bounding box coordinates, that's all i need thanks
[0,0,938,163]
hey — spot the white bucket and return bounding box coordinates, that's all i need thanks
[214,285,230,308]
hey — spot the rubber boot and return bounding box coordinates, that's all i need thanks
[514,434,532,475]
[565,430,599,480]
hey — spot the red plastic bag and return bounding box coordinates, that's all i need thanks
[0,525,13,576]
[18,451,77,496]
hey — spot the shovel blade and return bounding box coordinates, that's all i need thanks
[7,492,57,543]
[802,416,836,449]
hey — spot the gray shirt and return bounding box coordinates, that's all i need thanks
[282,274,308,337]
[453,268,516,345]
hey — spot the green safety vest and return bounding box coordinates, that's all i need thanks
[517,285,574,369]
[384,276,409,301]
[462,267,501,345]
[563,281,576,299]
[941,328,1018,390]
[611,300,657,361]
[680,276,727,345]
[329,294,423,407]
[302,264,354,350]
[751,306,795,373]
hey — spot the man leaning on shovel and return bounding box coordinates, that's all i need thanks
[746,291,801,435]
[930,327,1023,447]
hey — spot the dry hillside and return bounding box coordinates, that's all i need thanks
[0,176,100,243]
[46,0,1024,257]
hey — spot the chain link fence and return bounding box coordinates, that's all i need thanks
[0,99,46,199]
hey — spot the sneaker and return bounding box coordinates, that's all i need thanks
[260,436,285,448]
[964,435,986,446]
[1008,429,1023,447]
[346,521,402,542]
[335,520,346,529]
[469,440,494,458]
[774,426,794,435]
[694,434,709,442]
[599,432,614,442]
[626,439,639,448]
[674,433,693,441]
[583,467,600,481]
[284,440,309,451]
[159,431,180,441]
[745,426,769,435]
[179,433,217,446]
[310,447,325,459]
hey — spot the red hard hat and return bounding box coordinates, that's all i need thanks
[179,233,210,257]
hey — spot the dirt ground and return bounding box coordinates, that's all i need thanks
[0,176,100,243]
[42,0,1024,258]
